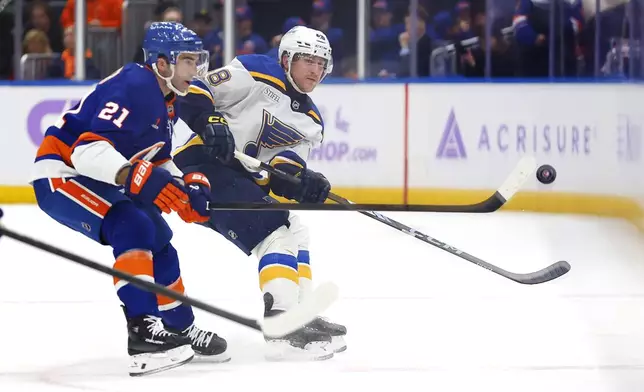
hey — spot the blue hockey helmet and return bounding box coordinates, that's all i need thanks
[142,21,209,95]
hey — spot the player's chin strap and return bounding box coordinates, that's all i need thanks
[285,66,306,94]
[152,63,188,97]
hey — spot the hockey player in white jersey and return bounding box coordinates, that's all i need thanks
[171,26,346,361]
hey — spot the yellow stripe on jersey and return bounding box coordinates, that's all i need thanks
[172,134,204,156]
[307,110,321,123]
[249,71,286,91]
[188,85,215,104]
[259,264,299,289]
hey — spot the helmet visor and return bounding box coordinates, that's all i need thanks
[174,50,210,78]
[293,53,334,78]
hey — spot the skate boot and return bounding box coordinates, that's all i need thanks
[168,323,231,363]
[308,317,347,353]
[125,310,194,376]
[263,292,334,361]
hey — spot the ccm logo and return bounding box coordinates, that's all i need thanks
[208,116,227,124]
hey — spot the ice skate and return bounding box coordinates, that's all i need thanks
[168,322,231,363]
[125,312,194,376]
[308,316,347,353]
[263,293,334,361]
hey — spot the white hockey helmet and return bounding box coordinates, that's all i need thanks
[278,26,333,93]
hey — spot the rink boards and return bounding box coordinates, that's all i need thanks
[0,81,642,226]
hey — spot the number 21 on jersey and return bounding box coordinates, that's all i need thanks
[97,102,130,128]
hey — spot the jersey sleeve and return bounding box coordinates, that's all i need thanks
[200,58,255,111]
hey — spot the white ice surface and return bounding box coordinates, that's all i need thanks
[1,205,644,391]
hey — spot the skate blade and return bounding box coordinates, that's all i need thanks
[264,340,334,362]
[192,351,232,363]
[128,344,194,377]
[330,336,347,353]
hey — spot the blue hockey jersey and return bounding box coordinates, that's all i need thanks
[31,63,181,185]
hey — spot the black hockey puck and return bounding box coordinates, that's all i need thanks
[536,164,556,185]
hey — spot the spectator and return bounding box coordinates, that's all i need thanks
[235,5,268,56]
[513,0,582,77]
[266,17,306,60]
[211,0,224,32]
[190,10,212,39]
[206,5,269,69]
[60,0,124,30]
[21,29,54,80]
[310,0,344,75]
[486,21,519,77]
[579,0,635,76]
[24,1,63,53]
[160,4,183,24]
[428,10,454,43]
[369,0,405,77]
[454,1,476,41]
[203,3,223,59]
[341,56,359,79]
[23,29,53,55]
[47,25,101,80]
[397,4,433,77]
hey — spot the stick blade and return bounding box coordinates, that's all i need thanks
[261,281,339,338]
[512,260,571,285]
[497,155,538,202]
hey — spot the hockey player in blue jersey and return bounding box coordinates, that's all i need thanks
[171,26,346,361]
[30,22,233,376]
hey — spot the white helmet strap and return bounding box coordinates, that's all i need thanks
[284,53,307,94]
[152,62,188,96]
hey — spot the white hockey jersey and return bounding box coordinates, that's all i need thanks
[171,54,324,176]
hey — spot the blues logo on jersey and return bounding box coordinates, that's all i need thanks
[243,109,306,158]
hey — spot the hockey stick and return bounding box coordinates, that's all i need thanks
[0,209,338,337]
[230,151,571,285]
[206,155,537,213]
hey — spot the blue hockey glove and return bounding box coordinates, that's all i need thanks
[269,152,331,204]
[178,172,212,223]
[196,112,235,164]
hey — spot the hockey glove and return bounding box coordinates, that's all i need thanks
[124,160,189,214]
[269,152,331,204]
[177,172,212,223]
[197,112,235,164]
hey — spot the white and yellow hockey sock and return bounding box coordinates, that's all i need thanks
[253,225,300,310]
[297,250,313,303]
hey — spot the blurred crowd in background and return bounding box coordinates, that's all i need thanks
[1,0,642,81]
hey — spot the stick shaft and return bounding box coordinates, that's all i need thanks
[0,225,263,331]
